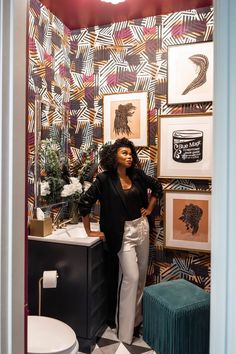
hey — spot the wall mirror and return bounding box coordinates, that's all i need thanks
[34,95,69,211]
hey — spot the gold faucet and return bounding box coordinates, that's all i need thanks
[57,218,73,228]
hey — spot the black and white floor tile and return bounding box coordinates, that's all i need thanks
[78,326,157,354]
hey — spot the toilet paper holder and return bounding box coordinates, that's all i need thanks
[38,270,59,316]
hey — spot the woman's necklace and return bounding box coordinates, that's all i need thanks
[119,175,132,190]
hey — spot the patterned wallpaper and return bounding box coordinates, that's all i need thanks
[28,0,213,290]
[28,0,71,218]
[69,7,213,291]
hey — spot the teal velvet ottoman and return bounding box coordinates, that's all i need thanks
[143,279,210,354]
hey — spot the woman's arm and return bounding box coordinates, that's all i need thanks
[135,168,163,198]
[135,168,162,216]
[78,174,105,239]
[78,175,102,215]
[82,215,105,239]
[140,195,157,216]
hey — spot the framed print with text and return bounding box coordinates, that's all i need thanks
[158,113,213,179]
[164,190,211,252]
[103,91,148,146]
[168,41,213,104]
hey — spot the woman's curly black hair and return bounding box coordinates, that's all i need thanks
[99,138,140,173]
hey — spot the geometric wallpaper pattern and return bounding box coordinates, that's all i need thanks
[28,0,213,291]
[69,7,213,291]
[28,0,71,218]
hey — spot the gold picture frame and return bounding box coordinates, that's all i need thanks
[167,41,214,105]
[164,189,211,252]
[158,113,213,179]
[103,91,148,146]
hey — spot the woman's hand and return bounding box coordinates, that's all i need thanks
[141,196,157,217]
[140,208,152,217]
[87,230,105,240]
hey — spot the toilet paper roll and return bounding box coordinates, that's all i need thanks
[42,270,58,288]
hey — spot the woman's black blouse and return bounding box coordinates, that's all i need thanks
[123,184,142,221]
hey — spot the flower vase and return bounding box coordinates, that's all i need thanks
[69,201,79,224]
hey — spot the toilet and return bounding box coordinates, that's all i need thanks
[28,316,79,354]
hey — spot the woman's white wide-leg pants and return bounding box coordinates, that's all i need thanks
[116,216,149,344]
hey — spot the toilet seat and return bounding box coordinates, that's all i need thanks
[28,316,78,354]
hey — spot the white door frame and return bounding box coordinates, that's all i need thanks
[0,0,27,353]
[210,0,236,353]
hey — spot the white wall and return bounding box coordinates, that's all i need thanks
[0,0,27,353]
[211,0,236,353]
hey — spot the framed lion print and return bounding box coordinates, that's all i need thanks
[103,91,148,146]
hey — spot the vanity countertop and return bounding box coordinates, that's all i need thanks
[28,223,100,246]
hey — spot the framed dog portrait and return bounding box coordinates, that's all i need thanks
[103,91,148,146]
[164,190,211,252]
[167,41,213,104]
[158,113,213,179]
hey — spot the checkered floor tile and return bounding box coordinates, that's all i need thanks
[78,326,157,354]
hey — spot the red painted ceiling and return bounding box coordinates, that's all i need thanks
[39,0,213,31]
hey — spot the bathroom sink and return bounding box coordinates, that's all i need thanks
[55,225,87,238]
[28,222,100,246]
[66,227,87,238]
[57,222,100,238]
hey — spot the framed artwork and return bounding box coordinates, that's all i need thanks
[158,113,213,179]
[164,190,211,252]
[103,91,148,146]
[167,41,213,104]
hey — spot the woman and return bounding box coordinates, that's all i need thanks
[78,138,162,345]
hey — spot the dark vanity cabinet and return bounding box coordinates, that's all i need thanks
[28,239,108,353]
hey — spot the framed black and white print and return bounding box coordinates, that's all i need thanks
[164,190,211,252]
[158,113,213,179]
[103,91,148,146]
[167,41,213,104]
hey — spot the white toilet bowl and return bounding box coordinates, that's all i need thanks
[28,316,79,354]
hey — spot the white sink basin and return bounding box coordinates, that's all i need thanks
[28,223,100,246]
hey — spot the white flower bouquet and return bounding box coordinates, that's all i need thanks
[60,177,91,223]
[61,177,91,199]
